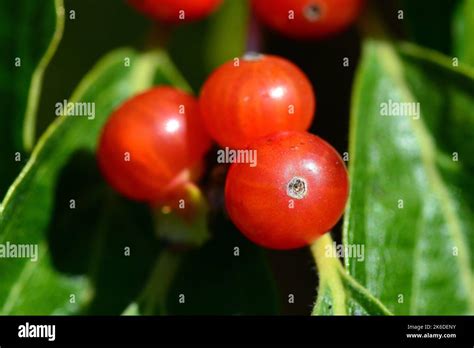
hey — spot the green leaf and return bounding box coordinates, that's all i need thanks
[453,0,474,66]
[0,0,64,197]
[168,0,249,90]
[312,234,392,316]
[0,48,185,314]
[344,40,474,315]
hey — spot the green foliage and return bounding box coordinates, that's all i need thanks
[312,2,474,316]
[341,40,474,315]
[0,0,64,196]
[0,49,185,314]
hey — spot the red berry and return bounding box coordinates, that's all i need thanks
[97,86,211,203]
[252,0,365,39]
[128,0,223,23]
[225,131,348,250]
[200,53,315,149]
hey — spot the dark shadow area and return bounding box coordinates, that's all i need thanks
[47,150,159,314]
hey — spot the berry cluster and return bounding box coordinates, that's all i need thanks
[128,0,364,40]
[98,0,358,249]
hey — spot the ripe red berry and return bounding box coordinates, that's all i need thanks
[97,86,211,203]
[225,131,348,250]
[200,53,315,149]
[128,0,223,23]
[252,0,365,39]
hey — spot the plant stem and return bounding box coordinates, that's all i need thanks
[152,183,210,247]
[311,233,393,315]
[356,0,393,40]
[311,233,347,315]
[139,249,182,315]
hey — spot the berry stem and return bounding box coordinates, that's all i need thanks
[356,0,392,40]
[310,233,347,315]
[152,182,210,247]
[133,184,210,315]
[144,21,173,50]
[139,248,182,315]
[311,233,393,315]
[246,11,263,52]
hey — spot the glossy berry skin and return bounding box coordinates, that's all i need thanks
[97,86,211,203]
[225,131,348,250]
[252,0,365,39]
[128,0,223,23]
[200,54,315,149]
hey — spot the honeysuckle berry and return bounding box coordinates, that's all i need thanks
[200,53,315,149]
[225,131,349,250]
[252,0,365,40]
[97,86,211,204]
